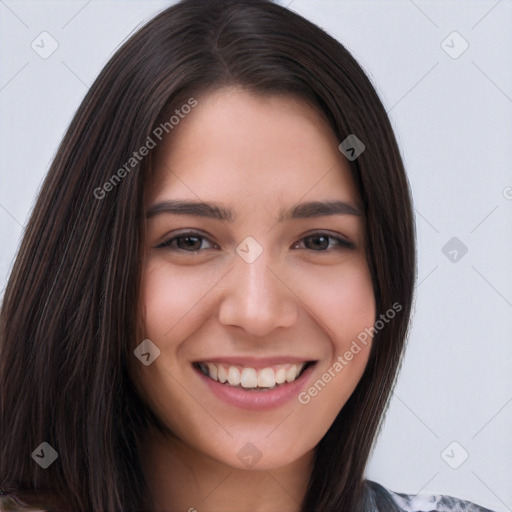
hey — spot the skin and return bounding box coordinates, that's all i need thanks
[133,86,376,512]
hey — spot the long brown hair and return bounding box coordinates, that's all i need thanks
[0,1,415,510]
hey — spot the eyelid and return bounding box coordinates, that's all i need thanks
[155,229,218,250]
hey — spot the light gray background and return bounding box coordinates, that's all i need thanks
[1,1,510,510]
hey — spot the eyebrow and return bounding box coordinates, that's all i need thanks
[146,199,362,221]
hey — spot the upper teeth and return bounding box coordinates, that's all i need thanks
[197,362,307,389]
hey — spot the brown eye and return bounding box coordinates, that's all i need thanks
[292,232,355,251]
[156,231,216,252]
[176,235,203,251]
[304,234,330,251]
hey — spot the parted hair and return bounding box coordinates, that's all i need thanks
[0,1,415,510]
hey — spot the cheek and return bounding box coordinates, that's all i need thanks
[296,258,376,342]
[294,257,375,392]
[136,260,210,436]
[141,259,215,341]
[293,262,375,433]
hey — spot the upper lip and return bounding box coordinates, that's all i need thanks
[193,356,316,369]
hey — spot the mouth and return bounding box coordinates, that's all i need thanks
[192,360,317,391]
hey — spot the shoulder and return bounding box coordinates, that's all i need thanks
[363,480,497,512]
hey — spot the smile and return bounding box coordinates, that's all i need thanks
[193,361,315,390]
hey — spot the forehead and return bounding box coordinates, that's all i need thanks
[148,87,359,208]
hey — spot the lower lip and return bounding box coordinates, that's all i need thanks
[194,363,317,410]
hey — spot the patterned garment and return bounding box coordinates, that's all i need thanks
[366,480,497,512]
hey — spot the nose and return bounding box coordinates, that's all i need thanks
[218,250,299,337]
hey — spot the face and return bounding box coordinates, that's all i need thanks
[134,87,376,471]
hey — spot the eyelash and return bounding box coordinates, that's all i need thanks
[156,230,355,252]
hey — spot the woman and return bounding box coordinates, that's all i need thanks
[0,1,497,511]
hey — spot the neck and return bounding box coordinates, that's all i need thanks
[140,427,314,512]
